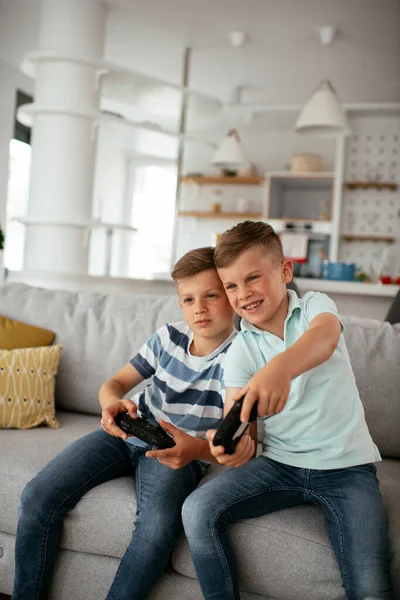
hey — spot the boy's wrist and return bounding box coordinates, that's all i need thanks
[191,437,217,463]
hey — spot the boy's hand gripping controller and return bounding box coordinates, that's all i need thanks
[212,396,258,455]
[114,413,176,450]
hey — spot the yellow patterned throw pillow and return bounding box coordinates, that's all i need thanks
[0,345,62,429]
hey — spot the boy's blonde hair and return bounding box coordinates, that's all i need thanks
[214,221,284,268]
[171,247,216,282]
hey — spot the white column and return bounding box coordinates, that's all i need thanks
[22,0,106,275]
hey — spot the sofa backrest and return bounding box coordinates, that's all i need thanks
[0,283,182,415]
[1,284,399,458]
[342,315,400,458]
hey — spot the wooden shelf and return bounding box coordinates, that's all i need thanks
[180,176,264,185]
[267,218,332,223]
[267,171,334,180]
[344,181,398,190]
[178,211,263,219]
[341,234,395,243]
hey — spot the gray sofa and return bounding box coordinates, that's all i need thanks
[0,282,399,600]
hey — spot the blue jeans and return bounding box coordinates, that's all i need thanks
[182,456,394,600]
[13,428,204,600]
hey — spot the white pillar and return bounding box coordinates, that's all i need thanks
[23,0,106,275]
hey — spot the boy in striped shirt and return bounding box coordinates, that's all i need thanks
[13,247,236,600]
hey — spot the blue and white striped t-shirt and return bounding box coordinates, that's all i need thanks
[127,321,236,446]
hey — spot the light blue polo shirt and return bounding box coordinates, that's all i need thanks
[223,290,381,470]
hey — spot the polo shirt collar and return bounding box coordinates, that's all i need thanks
[240,289,302,334]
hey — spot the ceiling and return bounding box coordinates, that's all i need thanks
[104,0,400,104]
[0,0,399,145]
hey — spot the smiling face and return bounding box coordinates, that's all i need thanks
[177,268,235,353]
[217,244,293,332]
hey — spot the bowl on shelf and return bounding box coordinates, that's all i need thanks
[321,261,356,281]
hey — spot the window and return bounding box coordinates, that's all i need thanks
[120,160,177,278]
[4,90,33,272]
[4,138,32,271]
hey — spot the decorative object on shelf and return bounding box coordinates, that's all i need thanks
[295,27,350,137]
[237,163,257,177]
[0,225,4,251]
[211,232,223,246]
[321,261,356,281]
[211,129,248,168]
[318,200,330,220]
[212,188,223,213]
[222,168,238,177]
[236,198,253,213]
[291,153,322,173]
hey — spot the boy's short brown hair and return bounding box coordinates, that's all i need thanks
[214,221,284,268]
[171,247,216,282]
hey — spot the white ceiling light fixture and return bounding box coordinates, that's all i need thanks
[211,129,249,167]
[295,26,351,137]
[229,30,247,48]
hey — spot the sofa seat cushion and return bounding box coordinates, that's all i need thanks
[1,412,399,598]
[171,460,400,600]
[0,412,101,535]
[0,412,226,559]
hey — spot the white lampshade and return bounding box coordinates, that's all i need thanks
[295,79,350,137]
[211,129,249,166]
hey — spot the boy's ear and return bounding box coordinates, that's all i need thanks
[282,259,293,283]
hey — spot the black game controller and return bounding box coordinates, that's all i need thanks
[212,396,258,455]
[114,413,176,450]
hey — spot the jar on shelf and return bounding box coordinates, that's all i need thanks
[318,200,330,220]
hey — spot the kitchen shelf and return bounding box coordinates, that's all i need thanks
[178,211,263,219]
[267,171,334,180]
[180,176,264,185]
[344,181,398,190]
[341,234,395,243]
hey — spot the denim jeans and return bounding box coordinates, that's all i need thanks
[182,456,394,600]
[13,428,204,600]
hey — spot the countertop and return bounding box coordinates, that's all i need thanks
[295,278,399,297]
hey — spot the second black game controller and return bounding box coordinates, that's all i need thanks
[212,396,258,455]
[114,413,176,450]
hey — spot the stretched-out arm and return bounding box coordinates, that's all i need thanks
[240,313,342,421]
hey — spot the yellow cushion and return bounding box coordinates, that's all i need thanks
[0,315,55,350]
[0,345,62,429]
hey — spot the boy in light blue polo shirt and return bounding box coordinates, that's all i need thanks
[182,221,393,600]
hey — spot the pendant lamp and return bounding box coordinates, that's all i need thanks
[211,129,249,167]
[295,27,350,137]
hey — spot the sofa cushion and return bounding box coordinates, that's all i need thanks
[342,316,400,457]
[0,345,62,429]
[0,284,182,415]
